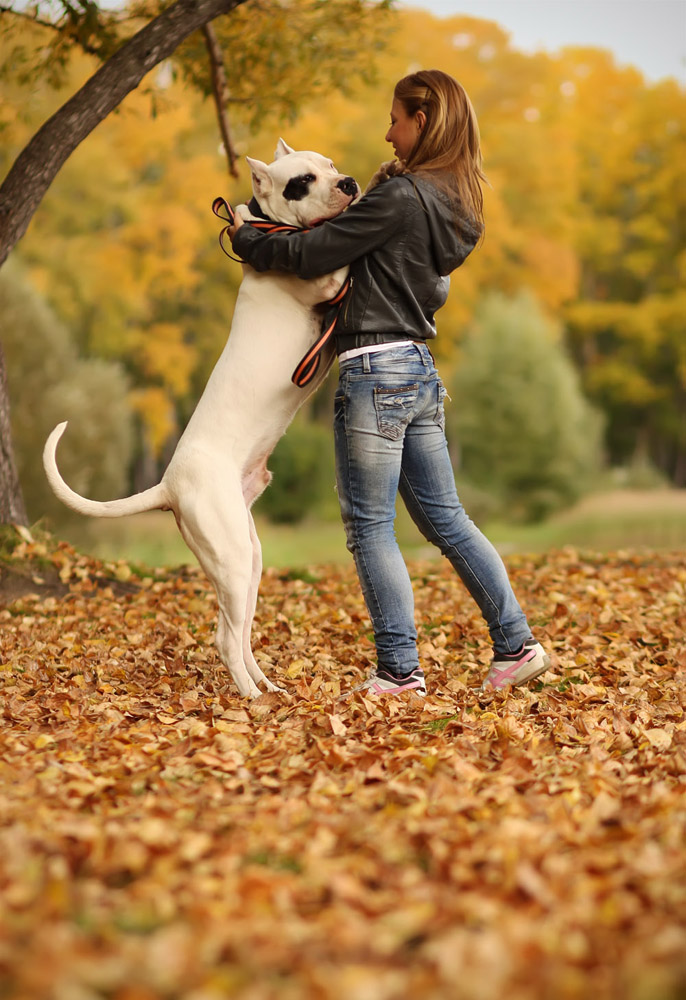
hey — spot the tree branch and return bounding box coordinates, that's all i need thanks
[202,21,239,179]
[0,0,249,267]
[0,4,122,58]
[0,6,59,28]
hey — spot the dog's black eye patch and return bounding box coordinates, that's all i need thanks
[283,173,316,201]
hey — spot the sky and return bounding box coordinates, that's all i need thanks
[398,0,686,83]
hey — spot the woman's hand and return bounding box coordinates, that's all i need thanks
[228,213,244,242]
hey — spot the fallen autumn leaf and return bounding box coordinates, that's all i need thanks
[0,538,685,999]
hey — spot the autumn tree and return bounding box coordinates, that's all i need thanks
[557,51,686,482]
[0,0,393,524]
[0,0,248,524]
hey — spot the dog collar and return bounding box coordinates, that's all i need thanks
[246,196,272,221]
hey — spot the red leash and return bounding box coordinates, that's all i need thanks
[212,197,350,388]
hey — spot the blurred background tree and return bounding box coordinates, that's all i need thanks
[448,291,604,523]
[1,3,684,539]
[0,264,134,525]
[255,418,334,525]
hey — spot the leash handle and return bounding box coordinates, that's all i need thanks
[212,197,306,262]
[212,196,244,263]
[212,195,234,227]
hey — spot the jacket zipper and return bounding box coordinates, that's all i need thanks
[342,276,353,324]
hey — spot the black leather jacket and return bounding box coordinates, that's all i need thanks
[232,173,481,355]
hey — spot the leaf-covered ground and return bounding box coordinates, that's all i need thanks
[1,537,685,1000]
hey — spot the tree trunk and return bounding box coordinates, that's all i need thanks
[0,0,247,524]
[0,0,248,268]
[0,344,28,525]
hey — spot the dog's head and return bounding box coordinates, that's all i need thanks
[245,139,360,227]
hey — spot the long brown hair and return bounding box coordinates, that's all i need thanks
[394,69,486,230]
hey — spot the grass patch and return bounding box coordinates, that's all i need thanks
[243,851,303,874]
[57,488,686,569]
[487,511,686,554]
[0,524,23,560]
[424,714,460,733]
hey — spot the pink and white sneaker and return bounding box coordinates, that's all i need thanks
[481,640,550,691]
[358,667,426,697]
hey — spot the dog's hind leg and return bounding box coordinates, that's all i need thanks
[241,508,284,692]
[176,490,262,698]
[239,459,283,692]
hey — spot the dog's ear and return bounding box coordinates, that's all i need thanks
[274,138,295,159]
[246,156,273,197]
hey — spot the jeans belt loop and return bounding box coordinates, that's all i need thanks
[362,352,372,373]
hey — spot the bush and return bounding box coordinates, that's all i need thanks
[449,291,604,522]
[255,417,334,524]
[608,457,670,491]
[0,263,134,527]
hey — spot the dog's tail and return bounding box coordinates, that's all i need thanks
[43,422,170,518]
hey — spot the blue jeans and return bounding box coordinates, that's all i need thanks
[333,342,531,676]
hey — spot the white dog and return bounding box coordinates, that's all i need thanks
[43,140,359,697]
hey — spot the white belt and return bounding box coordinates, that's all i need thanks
[338,340,421,363]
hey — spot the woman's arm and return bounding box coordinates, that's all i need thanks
[230,180,411,278]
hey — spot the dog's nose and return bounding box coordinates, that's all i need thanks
[337,176,358,197]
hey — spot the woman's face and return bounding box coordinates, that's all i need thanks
[385,97,421,161]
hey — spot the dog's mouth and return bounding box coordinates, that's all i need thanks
[309,192,358,227]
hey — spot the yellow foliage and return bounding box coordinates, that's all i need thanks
[4,6,685,469]
[586,361,663,407]
[521,236,580,310]
[139,323,195,397]
[129,386,176,455]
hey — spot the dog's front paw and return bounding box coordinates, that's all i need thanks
[364,159,406,194]
[235,203,253,222]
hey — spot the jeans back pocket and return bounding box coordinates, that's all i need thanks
[373,383,419,440]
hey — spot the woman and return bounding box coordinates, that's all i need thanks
[230,69,549,695]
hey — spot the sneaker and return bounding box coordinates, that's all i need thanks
[358,666,427,697]
[481,640,550,691]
